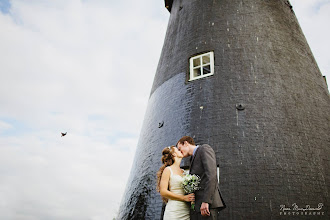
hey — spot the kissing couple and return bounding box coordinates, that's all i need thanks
[157,136,226,220]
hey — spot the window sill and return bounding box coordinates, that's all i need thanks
[189,73,214,81]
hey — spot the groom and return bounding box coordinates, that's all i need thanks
[177,136,226,220]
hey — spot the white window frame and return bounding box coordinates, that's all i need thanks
[189,51,214,81]
[217,164,220,183]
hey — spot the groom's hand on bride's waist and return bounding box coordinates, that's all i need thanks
[200,202,210,216]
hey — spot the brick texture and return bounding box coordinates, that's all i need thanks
[117,0,330,219]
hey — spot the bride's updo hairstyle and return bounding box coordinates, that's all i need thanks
[156,146,176,202]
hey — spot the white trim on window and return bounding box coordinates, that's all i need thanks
[217,164,220,183]
[189,51,214,81]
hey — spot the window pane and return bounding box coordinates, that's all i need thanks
[189,51,214,81]
[203,65,211,75]
[193,68,201,77]
[193,58,200,67]
[202,54,210,65]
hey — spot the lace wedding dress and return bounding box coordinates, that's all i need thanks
[163,167,190,220]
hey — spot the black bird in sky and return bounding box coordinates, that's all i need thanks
[61,132,67,137]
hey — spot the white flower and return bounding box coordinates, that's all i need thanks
[181,174,201,194]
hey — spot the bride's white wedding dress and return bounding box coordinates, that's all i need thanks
[163,167,190,220]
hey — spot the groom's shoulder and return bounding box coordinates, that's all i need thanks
[200,144,215,153]
[201,144,212,150]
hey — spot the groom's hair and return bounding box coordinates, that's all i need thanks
[177,136,195,146]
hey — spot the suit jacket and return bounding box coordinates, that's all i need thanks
[189,144,226,211]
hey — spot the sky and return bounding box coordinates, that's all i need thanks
[0,0,329,219]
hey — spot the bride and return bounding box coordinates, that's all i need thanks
[157,146,195,220]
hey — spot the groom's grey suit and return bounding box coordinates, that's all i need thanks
[190,144,226,220]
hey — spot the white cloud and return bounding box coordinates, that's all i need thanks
[0,0,168,132]
[0,121,13,132]
[291,0,330,83]
[0,134,136,220]
[0,0,168,219]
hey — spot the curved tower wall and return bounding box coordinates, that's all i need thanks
[118,0,330,219]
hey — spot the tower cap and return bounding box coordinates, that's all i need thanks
[165,0,173,12]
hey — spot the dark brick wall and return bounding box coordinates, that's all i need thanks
[118,0,330,219]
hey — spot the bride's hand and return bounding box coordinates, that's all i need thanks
[183,193,195,202]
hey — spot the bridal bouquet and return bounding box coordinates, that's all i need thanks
[181,173,201,210]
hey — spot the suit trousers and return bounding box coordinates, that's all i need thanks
[191,208,219,220]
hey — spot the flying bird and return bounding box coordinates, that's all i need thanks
[61,132,67,137]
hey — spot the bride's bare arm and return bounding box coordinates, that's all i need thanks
[159,167,195,202]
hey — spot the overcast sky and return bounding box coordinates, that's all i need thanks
[0,0,329,219]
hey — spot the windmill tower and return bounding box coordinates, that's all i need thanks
[118,0,330,219]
